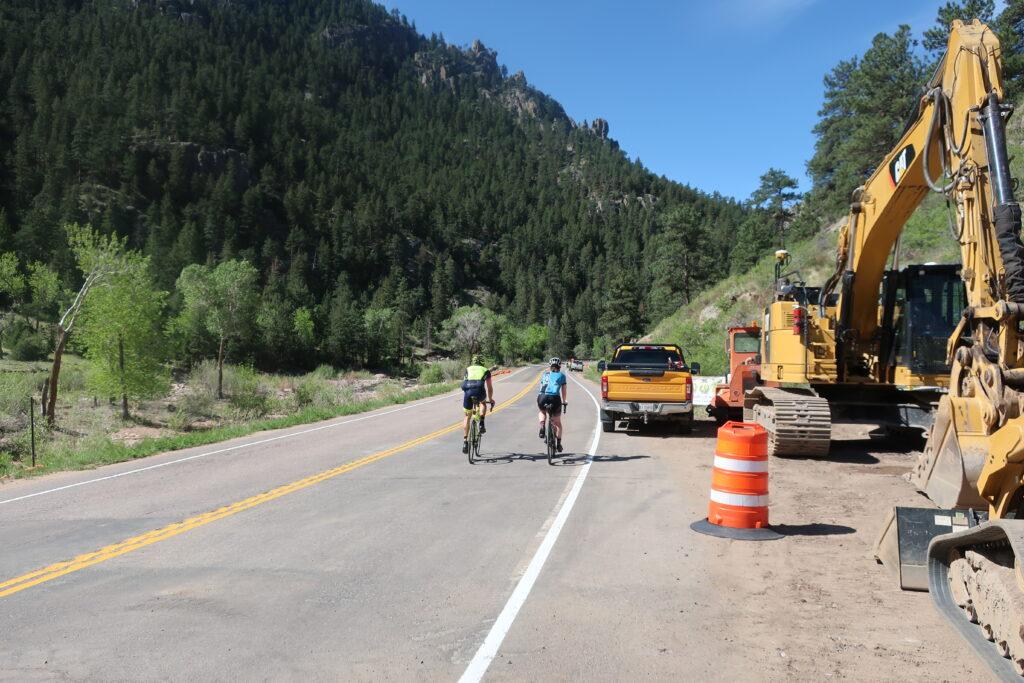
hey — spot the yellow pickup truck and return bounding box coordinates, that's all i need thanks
[598,343,697,433]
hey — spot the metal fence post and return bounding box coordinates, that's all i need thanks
[30,396,36,468]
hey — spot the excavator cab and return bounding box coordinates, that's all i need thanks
[881,264,964,384]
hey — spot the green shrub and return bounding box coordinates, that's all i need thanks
[188,361,263,399]
[310,364,337,380]
[58,365,88,393]
[293,377,336,410]
[9,334,49,361]
[187,360,220,395]
[0,371,39,418]
[180,389,215,418]
[418,363,444,384]
[166,410,194,432]
[0,429,34,463]
[228,390,270,419]
[418,359,462,384]
[0,451,13,477]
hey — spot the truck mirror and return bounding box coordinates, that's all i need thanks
[597,360,607,372]
[690,362,701,375]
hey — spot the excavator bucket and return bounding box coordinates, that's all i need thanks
[908,396,988,509]
[874,506,987,590]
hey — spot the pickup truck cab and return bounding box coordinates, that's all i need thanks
[599,343,697,433]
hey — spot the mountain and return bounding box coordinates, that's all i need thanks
[0,0,746,370]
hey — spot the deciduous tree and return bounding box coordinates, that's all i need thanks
[176,260,259,398]
[78,260,168,419]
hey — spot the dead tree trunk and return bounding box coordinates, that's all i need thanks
[46,328,67,425]
[119,334,128,420]
[217,336,225,399]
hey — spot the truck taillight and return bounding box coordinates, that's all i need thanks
[601,375,608,400]
[792,306,805,335]
[685,377,692,400]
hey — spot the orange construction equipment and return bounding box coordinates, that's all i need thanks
[691,422,782,540]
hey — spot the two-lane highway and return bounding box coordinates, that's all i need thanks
[0,368,984,681]
[0,368,604,680]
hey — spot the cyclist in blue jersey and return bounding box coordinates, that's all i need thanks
[461,355,494,454]
[537,357,568,451]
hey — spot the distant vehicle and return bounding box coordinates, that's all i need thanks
[707,324,761,425]
[568,359,584,372]
[599,343,697,433]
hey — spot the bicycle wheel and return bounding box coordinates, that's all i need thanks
[468,419,477,465]
[473,419,483,462]
[546,415,555,465]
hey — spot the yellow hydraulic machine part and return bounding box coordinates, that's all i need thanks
[745,21,990,457]
[845,19,1024,679]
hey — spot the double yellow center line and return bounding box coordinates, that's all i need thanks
[0,375,539,599]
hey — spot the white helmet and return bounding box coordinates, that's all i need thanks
[549,357,561,367]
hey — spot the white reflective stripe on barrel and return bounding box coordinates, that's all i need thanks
[713,455,768,473]
[708,489,770,507]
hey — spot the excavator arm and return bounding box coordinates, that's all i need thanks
[824,20,1024,370]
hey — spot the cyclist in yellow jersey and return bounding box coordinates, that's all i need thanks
[461,355,494,454]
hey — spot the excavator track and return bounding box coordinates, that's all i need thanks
[745,388,831,457]
[929,520,1024,680]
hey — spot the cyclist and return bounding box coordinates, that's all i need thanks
[461,355,494,454]
[537,357,567,452]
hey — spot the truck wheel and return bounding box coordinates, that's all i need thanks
[602,420,615,433]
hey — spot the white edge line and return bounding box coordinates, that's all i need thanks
[0,366,531,507]
[459,372,602,683]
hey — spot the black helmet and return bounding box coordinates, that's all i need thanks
[549,357,561,367]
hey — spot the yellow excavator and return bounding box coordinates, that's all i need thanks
[746,19,1024,675]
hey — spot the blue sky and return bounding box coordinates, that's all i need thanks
[380,0,955,201]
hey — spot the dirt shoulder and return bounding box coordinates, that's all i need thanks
[675,419,983,679]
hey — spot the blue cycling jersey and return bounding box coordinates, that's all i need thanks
[539,370,566,395]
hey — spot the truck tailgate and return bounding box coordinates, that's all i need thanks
[605,370,689,403]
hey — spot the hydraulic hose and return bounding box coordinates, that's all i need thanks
[923,88,956,194]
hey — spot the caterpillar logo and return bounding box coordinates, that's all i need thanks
[889,144,915,187]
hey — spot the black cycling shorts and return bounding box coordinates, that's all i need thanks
[463,386,487,411]
[537,394,562,415]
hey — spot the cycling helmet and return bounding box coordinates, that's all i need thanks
[549,357,561,367]
[471,354,482,365]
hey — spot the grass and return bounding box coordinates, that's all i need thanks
[0,350,470,480]
[2,379,461,480]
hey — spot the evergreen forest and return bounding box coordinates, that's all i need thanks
[0,0,750,375]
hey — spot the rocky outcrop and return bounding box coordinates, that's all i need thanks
[131,137,251,190]
[413,40,571,125]
[321,20,409,50]
[590,118,609,139]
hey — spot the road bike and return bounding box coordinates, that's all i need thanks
[543,401,566,465]
[467,397,494,464]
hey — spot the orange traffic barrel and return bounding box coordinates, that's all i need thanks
[691,421,782,541]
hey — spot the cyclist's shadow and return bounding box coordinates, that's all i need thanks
[474,452,649,467]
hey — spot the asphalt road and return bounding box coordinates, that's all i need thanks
[0,367,985,681]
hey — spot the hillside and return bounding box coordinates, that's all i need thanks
[0,0,745,371]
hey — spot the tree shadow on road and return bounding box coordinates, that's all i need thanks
[772,522,857,536]
[473,452,650,467]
